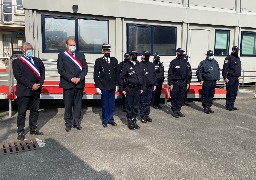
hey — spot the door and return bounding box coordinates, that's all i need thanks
[188,29,210,68]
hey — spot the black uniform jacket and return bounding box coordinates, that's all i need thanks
[94,56,119,90]
[57,51,88,89]
[153,60,165,80]
[140,61,158,87]
[168,58,189,85]
[222,53,241,79]
[119,60,145,91]
[12,56,45,97]
[196,58,220,81]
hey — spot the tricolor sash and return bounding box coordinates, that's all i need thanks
[19,56,41,78]
[63,51,82,71]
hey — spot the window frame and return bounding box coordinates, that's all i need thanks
[240,31,256,57]
[126,23,177,56]
[41,15,109,54]
[214,29,230,56]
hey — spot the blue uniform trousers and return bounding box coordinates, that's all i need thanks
[202,81,216,108]
[101,89,115,124]
[140,85,154,119]
[170,81,186,112]
[226,77,239,108]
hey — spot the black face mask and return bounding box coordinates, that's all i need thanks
[124,57,129,62]
[177,54,183,59]
[104,53,110,58]
[144,55,150,61]
[233,51,239,57]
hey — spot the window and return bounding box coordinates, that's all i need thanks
[16,0,23,11]
[127,24,177,55]
[214,30,230,56]
[3,0,13,22]
[78,19,108,53]
[42,16,109,53]
[241,31,256,56]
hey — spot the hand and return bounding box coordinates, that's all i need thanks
[186,84,189,90]
[169,85,173,91]
[238,77,240,80]
[200,81,204,85]
[71,78,76,84]
[122,91,126,96]
[225,78,229,83]
[153,86,156,91]
[96,88,102,94]
[32,83,40,90]
[216,80,218,84]
[75,78,81,84]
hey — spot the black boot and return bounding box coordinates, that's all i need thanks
[127,118,135,130]
[133,118,140,129]
[204,107,210,114]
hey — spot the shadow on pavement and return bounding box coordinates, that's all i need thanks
[0,138,114,180]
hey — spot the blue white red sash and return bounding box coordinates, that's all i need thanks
[63,51,82,71]
[19,56,40,78]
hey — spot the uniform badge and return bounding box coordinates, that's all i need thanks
[175,66,180,68]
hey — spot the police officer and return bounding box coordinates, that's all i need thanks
[94,44,119,127]
[118,53,130,112]
[196,50,220,114]
[168,50,189,118]
[222,46,241,111]
[140,51,157,123]
[152,53,165,109]
[120,51,143,130]
[183,54,192,106]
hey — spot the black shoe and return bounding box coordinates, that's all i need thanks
[183,102,190,106]
[146,117,152,122]
[65,127,71,132]
[122,108,126,112]
[208,108,214,113]
[177,111,185,117]
[172,111,179,118]
[76,126,82,130]
[232,107,238,110]
[109,122,117,126]
[30,129,44,135]
[17,131,25,141]
[128,119,135,130]
[152,105,158,109]
[228,107,234,111]
[102,123,108,128]
[141,117,147,123]
[204,108,210,114]
[157,104,162,109]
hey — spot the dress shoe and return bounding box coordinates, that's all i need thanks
[204,108,210,114]
[208,108,214,113]
[65,127,71,132]
[30,129,44,135]
[228,107,234,111]
[232,107,238,110]
[152,105,158,109]
[17,132,25,141]
[146,117,152,122]
[141,118,147,123]
[157,104,162,109]
[172,111,179,118]
[177,111,185,117]
[102,123,108,128]
[109,122,117,126]
[76,126,82,130]
[128,119,135,130]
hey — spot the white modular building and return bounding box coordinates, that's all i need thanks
[22,0,256,83]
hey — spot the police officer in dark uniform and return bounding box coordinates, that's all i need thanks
[119,51,144,130]
[168,51,189,118]
[118,53,130,112]
[140,51,157,123]
[94,44,119,127]
[152,53,165,109]
[183,54,192,106]
[222,46,241,111]
[196,50,220,114]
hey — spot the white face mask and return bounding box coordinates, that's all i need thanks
[69,46,76,53]
[208,56,214,60]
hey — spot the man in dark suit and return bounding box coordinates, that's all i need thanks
[57,39,88,132]
[94,44,119,128]
[12,42,45,140]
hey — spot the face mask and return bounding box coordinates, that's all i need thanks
[69,46,76,53]
[26,50,33,57]
[177,54,183,59]
[233,51,239,57]
[208,56,214,60]
[104,53,110,58]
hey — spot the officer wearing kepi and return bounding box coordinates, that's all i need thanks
[119,51,144,130]
[94,44,119,127]
[168,49,189,118]
[152,53,165,109]
[196,50,220,114]
[118,52,130,112]
[222,46,241,111]
[140,51,157,123]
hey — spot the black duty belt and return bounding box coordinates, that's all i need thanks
[128,84,140,88]
[204,80,216,82]
[173,80,185,82]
